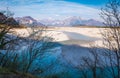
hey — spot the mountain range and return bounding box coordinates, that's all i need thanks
[15,16,44,26]
[15,16,104,27]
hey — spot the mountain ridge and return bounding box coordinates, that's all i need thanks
[15,16,104,27]
[0,12,19,27]
[15,16,44,26]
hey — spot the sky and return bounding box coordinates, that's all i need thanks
[0,0,108,21]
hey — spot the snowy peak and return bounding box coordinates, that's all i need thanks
[15,16,37,25]
[15,16,104,27]
[39,16,103,26]
[82,19,103,26]
[15,16,44,26]
[63,16,82,26]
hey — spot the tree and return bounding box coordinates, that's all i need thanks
[0,7,14,18]
[0,11,19,68]
[79,0,120,78]
[0,10,19,49]
[79,47,104,78]
[100,0,120,78]
[0,9,57,77]
[18,27,55,74]
[0,8,19,27]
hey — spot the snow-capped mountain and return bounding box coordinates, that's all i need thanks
[63,16,82,26]
[15,16,44,26]
[39,16,104,26]
[82,19,103,26]
[15,16,104,27]
[39,16,82,26]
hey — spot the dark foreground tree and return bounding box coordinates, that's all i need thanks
[79,0,120,78]
[0,10,56,77]
[100,0,120,78]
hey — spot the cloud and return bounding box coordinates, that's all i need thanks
[0,0,102,21]
[0,0,58,6]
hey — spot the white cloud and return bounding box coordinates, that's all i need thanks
[0,0,102,21]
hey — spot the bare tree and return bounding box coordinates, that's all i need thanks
[0,10,20,67]
[78,0,120,78]
[100,0,120,78]
[78,47,104,78]
[0,9,56,76]
[18,27,55,74]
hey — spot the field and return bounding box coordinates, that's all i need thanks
[12,27,104,47]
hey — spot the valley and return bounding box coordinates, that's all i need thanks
[13,27,104,47]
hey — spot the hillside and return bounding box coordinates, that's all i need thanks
[0,12,19,27]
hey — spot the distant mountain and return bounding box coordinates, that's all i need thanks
[82,19,103,26]
[39,16,104,26]
[15,16,44,26]
[39,16,82,26]
[15,16,104,27]
[63,16,82,26]
[39,19,57,26]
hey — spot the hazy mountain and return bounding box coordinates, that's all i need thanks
[63,16,82,26]
[82,19,104,26]
[39,16,104,26]
[39,16,82,26]
[15,16,104,27]
[39,19,58,26]
[15,16,44,26]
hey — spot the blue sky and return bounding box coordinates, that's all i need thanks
[65,0,107,6]
[0,0,108,21]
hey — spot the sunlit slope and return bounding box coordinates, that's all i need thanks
[12,27,104,47]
